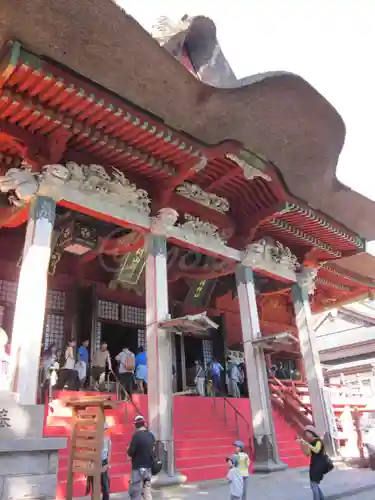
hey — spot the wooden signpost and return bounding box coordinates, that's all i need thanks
[64,396,118,500]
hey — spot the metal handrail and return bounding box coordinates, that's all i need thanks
[105,370,118,393]
[212,391,254,460]
[110,371,143,419]
[111,373,175,475]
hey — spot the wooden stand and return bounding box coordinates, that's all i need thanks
[64,396,118,500]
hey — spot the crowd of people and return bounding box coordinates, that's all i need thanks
[41,341,334,500]
[96,413,251,500]
[39,340,148,401]
[193,357,247,398]
[40,341,251,401]
[98,418,333,500]
[40,340,301,404]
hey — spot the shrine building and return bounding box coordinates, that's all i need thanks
[1,1,375,482]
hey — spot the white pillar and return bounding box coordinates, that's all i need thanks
[11,196,55,405]
[235,265,286,472]
[292,282,330,440]
[145,234,174,474]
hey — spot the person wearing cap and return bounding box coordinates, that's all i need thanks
[115,344,135,400]
[86,422,111,500]
[233,441,249,500]
[297,425,333,500]
[128,415,155,500]
[226,454,243,500]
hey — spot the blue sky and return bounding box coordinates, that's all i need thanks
[120,1,375,202]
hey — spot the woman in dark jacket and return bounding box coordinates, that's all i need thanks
[297,425,332,500]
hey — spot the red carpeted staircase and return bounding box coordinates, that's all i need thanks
[174,396,241,482]
[229,398,309,469]
[273,410,310,467]
[45,391,309,498]
[44,392,147,499]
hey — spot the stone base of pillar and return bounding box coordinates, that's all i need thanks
[253,435,288,473]
[0,391,65,499]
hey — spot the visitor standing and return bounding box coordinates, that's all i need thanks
[233,440,250,500]
[206,361,213,397]
[135,346,147,394]
[230,362,242,398]
[226,357,234,396]
[86,422,111,500]
[128,415,155,500]
[41,343,57,402]
[116,345,135,400]
[194,360,205,396]
[226,454,243,500]
[211,358,224,395]
[92,342,112,391]
[56,340,78,390]
[297,425,333,500]
[77,340,89,389]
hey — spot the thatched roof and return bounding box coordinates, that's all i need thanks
[1,0,375,239]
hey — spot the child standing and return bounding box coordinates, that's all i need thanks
[86,422,111,500]
[234,441,250,500]
[226,455,243,500]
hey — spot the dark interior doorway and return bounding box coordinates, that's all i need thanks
[101,323,138,375]
[175,335,183,393]
[184,335,203,386]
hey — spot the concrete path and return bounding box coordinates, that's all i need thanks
[77,467,375,500]
[155,468,375,500]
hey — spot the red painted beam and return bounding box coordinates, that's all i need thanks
[169,261,236,282]
[80,233,144,264]
[0,206,28,228]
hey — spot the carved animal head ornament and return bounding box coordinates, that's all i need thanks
[0,167,39,203]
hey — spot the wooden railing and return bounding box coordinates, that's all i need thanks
[269,377,313,435]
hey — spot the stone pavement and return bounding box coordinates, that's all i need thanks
[78,467,375,500]
[154,468,375,500]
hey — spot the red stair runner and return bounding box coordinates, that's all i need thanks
[44,392,308,498]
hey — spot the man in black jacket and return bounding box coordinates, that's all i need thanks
[128,415,155,500]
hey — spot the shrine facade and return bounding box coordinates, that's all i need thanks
[0,5,375,473]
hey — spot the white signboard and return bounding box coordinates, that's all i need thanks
[323,387,340,439]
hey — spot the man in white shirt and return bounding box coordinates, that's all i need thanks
[57,339,79,390]
[116,345,135,400]
[92,342,112,391]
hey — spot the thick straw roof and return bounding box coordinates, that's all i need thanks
[1,0,374,238]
